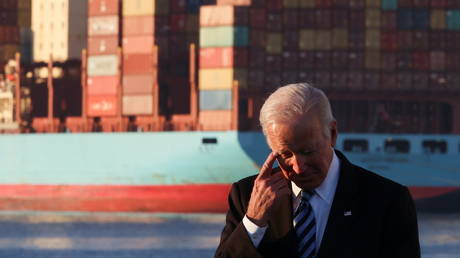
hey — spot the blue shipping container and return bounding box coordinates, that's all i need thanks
[186,0,201,13]
[199,90,232,110]
[382,0,398,10]
[413,9,429,29]
[398,9,413,30]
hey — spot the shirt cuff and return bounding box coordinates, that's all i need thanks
[242,215,268,248]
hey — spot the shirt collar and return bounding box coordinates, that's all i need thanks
[291,149,340,205]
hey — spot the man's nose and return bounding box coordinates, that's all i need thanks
[292,154,306,174]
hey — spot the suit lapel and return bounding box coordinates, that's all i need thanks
[317,150,357,258]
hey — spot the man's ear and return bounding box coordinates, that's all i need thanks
[330,120,338,148]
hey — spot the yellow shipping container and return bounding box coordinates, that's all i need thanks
[315,30,332,50]
[366,0,380,7]
[365,51,380,69]
[332,29,348,49]
[18,8,31,27]
[366,9,381,28]
[123,0,169,16]
[284,0,299,8]
[0,44,19,62]
[266,33,282,54]
[365,29,380,49]
[199,68,248,90]
[299,0,315,7]
[431,10,446,29]
[299,30,315,50]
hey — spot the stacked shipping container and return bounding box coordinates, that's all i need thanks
[87,0,121,117]
[18,0,32,63]
[199,5,249,130]
[0,0,19,66]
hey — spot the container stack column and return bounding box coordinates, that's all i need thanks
[0,0,20,66]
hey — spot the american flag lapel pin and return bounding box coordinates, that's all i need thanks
[344,211,352,216]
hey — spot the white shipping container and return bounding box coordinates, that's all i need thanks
[88,16,119,36]
[88,55,118,76]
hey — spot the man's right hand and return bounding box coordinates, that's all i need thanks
[246,152,291,227]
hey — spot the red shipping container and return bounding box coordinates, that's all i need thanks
[398,0,414,7]
[299,51,315,69]
[381,32,397,51]
[89,0,119,16]
[315,0,332,7]
[413,31,428,50]
[299,10,315,28]
[283,9,298,29]
[123,36,154,54]
[171,0,186,13]
[122,74,154,95]
[282,51,298,69]
[88,36,119,55]
[87,76,118,95]
[250,30,266,48]
[267,13,282,31]
[350,0,365,8]
[334,0,349,7]
[333,9,349,28]
[123,16,154,36]
[430,0,447,8]
[348,51,364,69]
[123,54,156,74]
[0,26,19,43]
[414,0,429,7]
[429,31,446,49]
[447,0,460,8]
[266,0,283,10]
[265,54,282,71]
[350,10,365,28]
[171,14,186,32]
[381,52,397,70]
[315,9,332,29]
[430,51,446,70]
[283,30,299,50]
[249,47,265,68]
[398,31,413,50]
[315,51,332,69]
[199,47,248,68]
[250,9,266,29]
[332,50,348,69]
[381,11,397,30]
[87,95,118,116]
[413,51,430,70]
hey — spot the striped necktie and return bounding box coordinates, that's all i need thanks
[293,190,316,258]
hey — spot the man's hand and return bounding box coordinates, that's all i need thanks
[246,152,291,227]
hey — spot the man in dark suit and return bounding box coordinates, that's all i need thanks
[215,83,420,258]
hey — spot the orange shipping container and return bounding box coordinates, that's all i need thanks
[87,76,119,95]
[122,74,154,95]
[431,10,446,29]
[200,5,248,27]
[216,0,251,5]
[315,30,332,50]
[122,16,154,36]
[122,95,153,115]
[87,95,118,116]
[200,47,248,68]
[123,53,156,74]
[88,36,119,55]
[88,16,119,36]
[122,36,154,54]
[89,0,120,16]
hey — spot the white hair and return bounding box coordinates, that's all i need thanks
[259,83,335,138]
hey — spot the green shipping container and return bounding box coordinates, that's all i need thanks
[200,26,249,47]
[447,10,460,30]
[199,89,232,110]
[381,0,397,10]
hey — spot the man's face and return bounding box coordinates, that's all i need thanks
[266,114,337,191]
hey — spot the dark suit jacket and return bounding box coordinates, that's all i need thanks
[215,150,420,258]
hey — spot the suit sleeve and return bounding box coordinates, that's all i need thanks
[214,182,264,258]
[382,186,421,258]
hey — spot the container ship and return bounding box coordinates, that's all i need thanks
[0,0,459,213]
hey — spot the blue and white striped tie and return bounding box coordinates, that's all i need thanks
[294,190,316,258]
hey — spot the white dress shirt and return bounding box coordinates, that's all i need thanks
[243,150,341,250]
